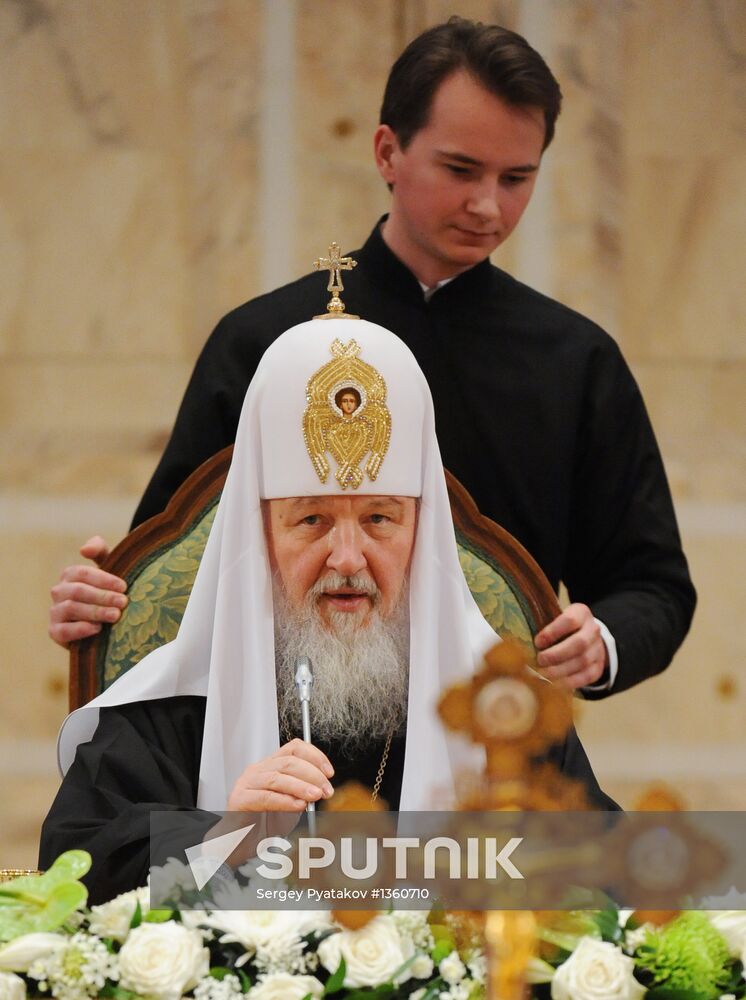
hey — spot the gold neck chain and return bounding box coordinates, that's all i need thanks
[371,729,394,802]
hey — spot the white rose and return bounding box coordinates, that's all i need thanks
[551,938,645,1000]
[0,972,25,1000]
[439,950,466,984]
[411,953,434,978]
[118,921,209,1000]
[706,912,746,959]
[248,972,323,999]
[0,934,67,972]
[318,915,414,988]
[88,886,149,942]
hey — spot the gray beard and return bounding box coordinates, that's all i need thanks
[273,572,410,754]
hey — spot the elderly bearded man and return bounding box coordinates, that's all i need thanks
[40,317,616,903]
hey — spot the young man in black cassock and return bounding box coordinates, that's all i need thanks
[49,18,695,699]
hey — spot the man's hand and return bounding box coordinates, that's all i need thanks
[49,536,128,648]
[534,603,608,690]
[228,739,335,813]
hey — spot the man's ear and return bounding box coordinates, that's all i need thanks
[373,124,399,186]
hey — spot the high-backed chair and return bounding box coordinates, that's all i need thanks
[70,447,560,710]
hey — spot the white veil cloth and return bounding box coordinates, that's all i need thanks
[58,318,498,811]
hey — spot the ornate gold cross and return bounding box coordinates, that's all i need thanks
[437,641,579,1000]
[313,242,358,318]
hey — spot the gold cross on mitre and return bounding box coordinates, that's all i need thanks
[313,242,359,319]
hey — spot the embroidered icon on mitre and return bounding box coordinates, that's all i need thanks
[303,339,391,489]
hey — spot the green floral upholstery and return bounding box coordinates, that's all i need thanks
[97,501,537,695]
[455,530,535,658]
[99,500,219,691]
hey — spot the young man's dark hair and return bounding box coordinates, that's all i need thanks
[380,16,562,151]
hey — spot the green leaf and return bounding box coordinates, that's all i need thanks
[0,850,92,941]
[209,966,234,981]
[592,907,623,943]
[429,922,453,944]
[0,880,88,940]
[419,980,446,1000]
[536,912,602,954]
[323,955,347,994]
[99,985,142,1000]
[129,900,142,929]
[723,960,745,992]
[431,938,454,964]
[0,852,90,906]
[37,881,89,926]
[143,908,174,923]
[559,887,618,911]
[0,851,91,905]
[46,850,92,882]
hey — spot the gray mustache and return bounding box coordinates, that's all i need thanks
[306,571,379,602]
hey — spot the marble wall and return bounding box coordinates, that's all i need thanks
[1,0,743,867]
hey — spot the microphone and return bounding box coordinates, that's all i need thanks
[294,657,316,823]
[295,655,314,711]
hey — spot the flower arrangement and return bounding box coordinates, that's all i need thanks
[0,853,485,1000]
[529,899,746,1000]
[3,853,746,1000]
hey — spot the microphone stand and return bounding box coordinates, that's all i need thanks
[294,656,316,836]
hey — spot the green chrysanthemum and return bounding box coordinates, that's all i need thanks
[636,911,731,995]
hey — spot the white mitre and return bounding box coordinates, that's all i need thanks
[58,318,497,810]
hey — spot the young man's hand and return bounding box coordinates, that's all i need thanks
[49,536,128,648]
[534,603,608,689]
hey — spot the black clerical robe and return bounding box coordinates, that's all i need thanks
[130,221,695,698]
[39,696,617,902]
